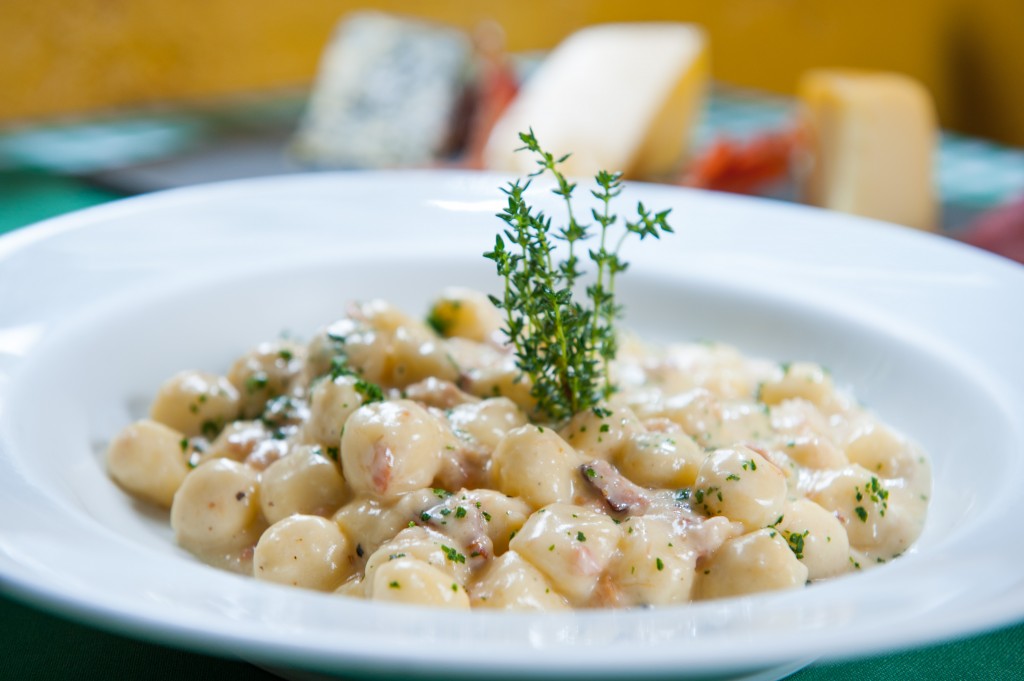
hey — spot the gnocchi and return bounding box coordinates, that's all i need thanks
[107,292,931,609]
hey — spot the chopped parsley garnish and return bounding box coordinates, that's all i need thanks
[245,372,269,394]
[854,477,889,519]
[426,307,453,336]
[867,476,890,515]
[200,419,222,439]
[784,529,809,560]
[576,531,586,542]
[655,558,665,571]
[441,545,466,564]
[354,379,384,404]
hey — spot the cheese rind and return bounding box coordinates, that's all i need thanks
[798,69,938,231]
[483,23,709,180]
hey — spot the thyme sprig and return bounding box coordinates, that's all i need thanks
[484,130,673,422]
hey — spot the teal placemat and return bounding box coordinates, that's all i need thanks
[936,132,1024,209]
[0,94,305,174]
[0,169,122,232]
[791,622,1024,680]
[1,587,1022,681]
[0,595,279,681]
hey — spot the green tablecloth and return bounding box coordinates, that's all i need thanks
[1,170,1022,680]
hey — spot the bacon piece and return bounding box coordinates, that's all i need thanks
[370,439,394,494]
[580,460,651,514]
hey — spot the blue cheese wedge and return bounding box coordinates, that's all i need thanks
[292,12,472,168]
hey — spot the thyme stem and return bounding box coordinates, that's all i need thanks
[484,129,674,422]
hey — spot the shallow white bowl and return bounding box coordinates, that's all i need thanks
[0,171,1022,680]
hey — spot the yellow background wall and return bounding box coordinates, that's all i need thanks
[2,0,1023,145]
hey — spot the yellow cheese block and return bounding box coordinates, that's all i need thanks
[798,69,938,231]
[483,22,709,180]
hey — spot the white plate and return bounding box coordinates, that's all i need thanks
[1,170,1023,680]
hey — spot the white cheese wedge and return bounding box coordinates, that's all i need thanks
[798,69,938,231]
[483,23,709,180]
